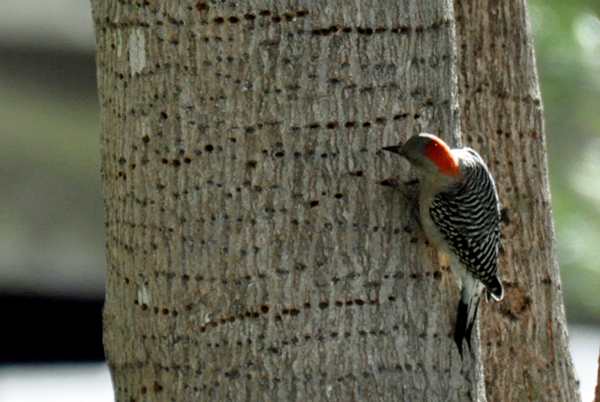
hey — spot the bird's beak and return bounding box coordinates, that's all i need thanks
[382,145,403,155]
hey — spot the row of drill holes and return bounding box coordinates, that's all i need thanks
[138,294,415,331]
[156,112,420,128]
[151,151,367,171]
[203,9,309,23]
[193,295,401,333]
[123,263,417,288]
[309,194,343,208]
[204,9,444,40]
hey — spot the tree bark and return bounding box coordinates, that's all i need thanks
[92,0,579,401]
[453,0,580,401]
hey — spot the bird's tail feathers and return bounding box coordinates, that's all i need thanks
[484,276,504,302]
[454,289,482,358]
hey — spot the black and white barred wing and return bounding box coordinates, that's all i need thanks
[429,156,502,299]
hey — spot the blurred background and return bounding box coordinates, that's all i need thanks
[0,0,598,401]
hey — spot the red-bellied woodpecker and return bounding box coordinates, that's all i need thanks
[383,133,504,356]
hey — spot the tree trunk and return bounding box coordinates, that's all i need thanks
[92,0,579,401]
[453,0,581,400]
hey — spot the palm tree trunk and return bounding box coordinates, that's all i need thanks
[92,0,580,400]
[454,0,580,400]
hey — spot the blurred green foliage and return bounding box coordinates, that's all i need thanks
[0,49,105,296]
[529,0,600,321]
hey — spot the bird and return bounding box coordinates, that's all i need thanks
[383,133,503,356]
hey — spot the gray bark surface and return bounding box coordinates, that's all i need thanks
[92,0,579,401]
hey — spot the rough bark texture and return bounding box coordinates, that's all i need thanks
[92,0,578,401]
[453,0,581,401]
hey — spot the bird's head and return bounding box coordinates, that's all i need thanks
[383,133,461,177]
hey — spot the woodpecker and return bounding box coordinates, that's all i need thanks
[383,133,503,356]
